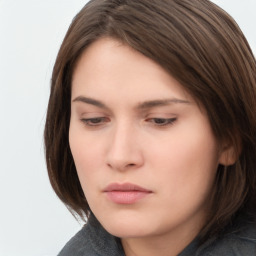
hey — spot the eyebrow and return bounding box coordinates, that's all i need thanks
[73,96,108,109]
[72,96,190,110]
[137,98,190,109]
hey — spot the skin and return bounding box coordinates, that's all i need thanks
[69,37,232,256]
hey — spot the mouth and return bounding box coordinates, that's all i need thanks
[103,183,152,204]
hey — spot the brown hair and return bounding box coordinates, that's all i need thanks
[44,0,256,241]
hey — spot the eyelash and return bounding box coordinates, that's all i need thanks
[80,117,177,127]
[80,117,109,126]
[146,118,177,126]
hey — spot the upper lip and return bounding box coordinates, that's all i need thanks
[103,182,152,192]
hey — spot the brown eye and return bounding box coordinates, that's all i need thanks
[146,118,177,126]
[81,117,109,126]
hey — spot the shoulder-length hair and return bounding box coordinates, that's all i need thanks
[44,0,256,241]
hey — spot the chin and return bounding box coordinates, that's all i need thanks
[97,213,153,238]
[106,225,151,239]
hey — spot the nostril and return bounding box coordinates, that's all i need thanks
[107,161,138,171]
[127,163,136,167]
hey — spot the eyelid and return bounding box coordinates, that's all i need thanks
[80,117,110,127]
[145,117,177,127]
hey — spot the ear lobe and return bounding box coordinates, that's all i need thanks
[218,143,239,166]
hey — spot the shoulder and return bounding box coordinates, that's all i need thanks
[199,222,256,256]
[57,215,124,256]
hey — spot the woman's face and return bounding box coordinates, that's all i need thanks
[69,38,227,243]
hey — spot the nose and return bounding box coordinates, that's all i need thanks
[106,122,144,172]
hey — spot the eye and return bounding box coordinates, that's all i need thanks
[146,117,177,126]
[80,117,110,126]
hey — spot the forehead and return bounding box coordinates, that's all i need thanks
[71,37,193,106]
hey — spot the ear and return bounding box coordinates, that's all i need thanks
[218,140,240,166]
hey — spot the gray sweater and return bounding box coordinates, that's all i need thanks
[58,215,256,256]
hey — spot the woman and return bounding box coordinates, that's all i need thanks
[44,0,256,255]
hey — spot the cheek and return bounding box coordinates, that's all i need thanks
[147,124,219,194]
[69,126,102,187]
[69,140,103,206]
[148,134,219,225]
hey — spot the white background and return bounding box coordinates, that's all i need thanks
[0,1,255,256]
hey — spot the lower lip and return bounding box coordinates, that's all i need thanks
[104,191,151,204]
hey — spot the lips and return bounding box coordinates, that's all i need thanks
[103,183,152,204]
